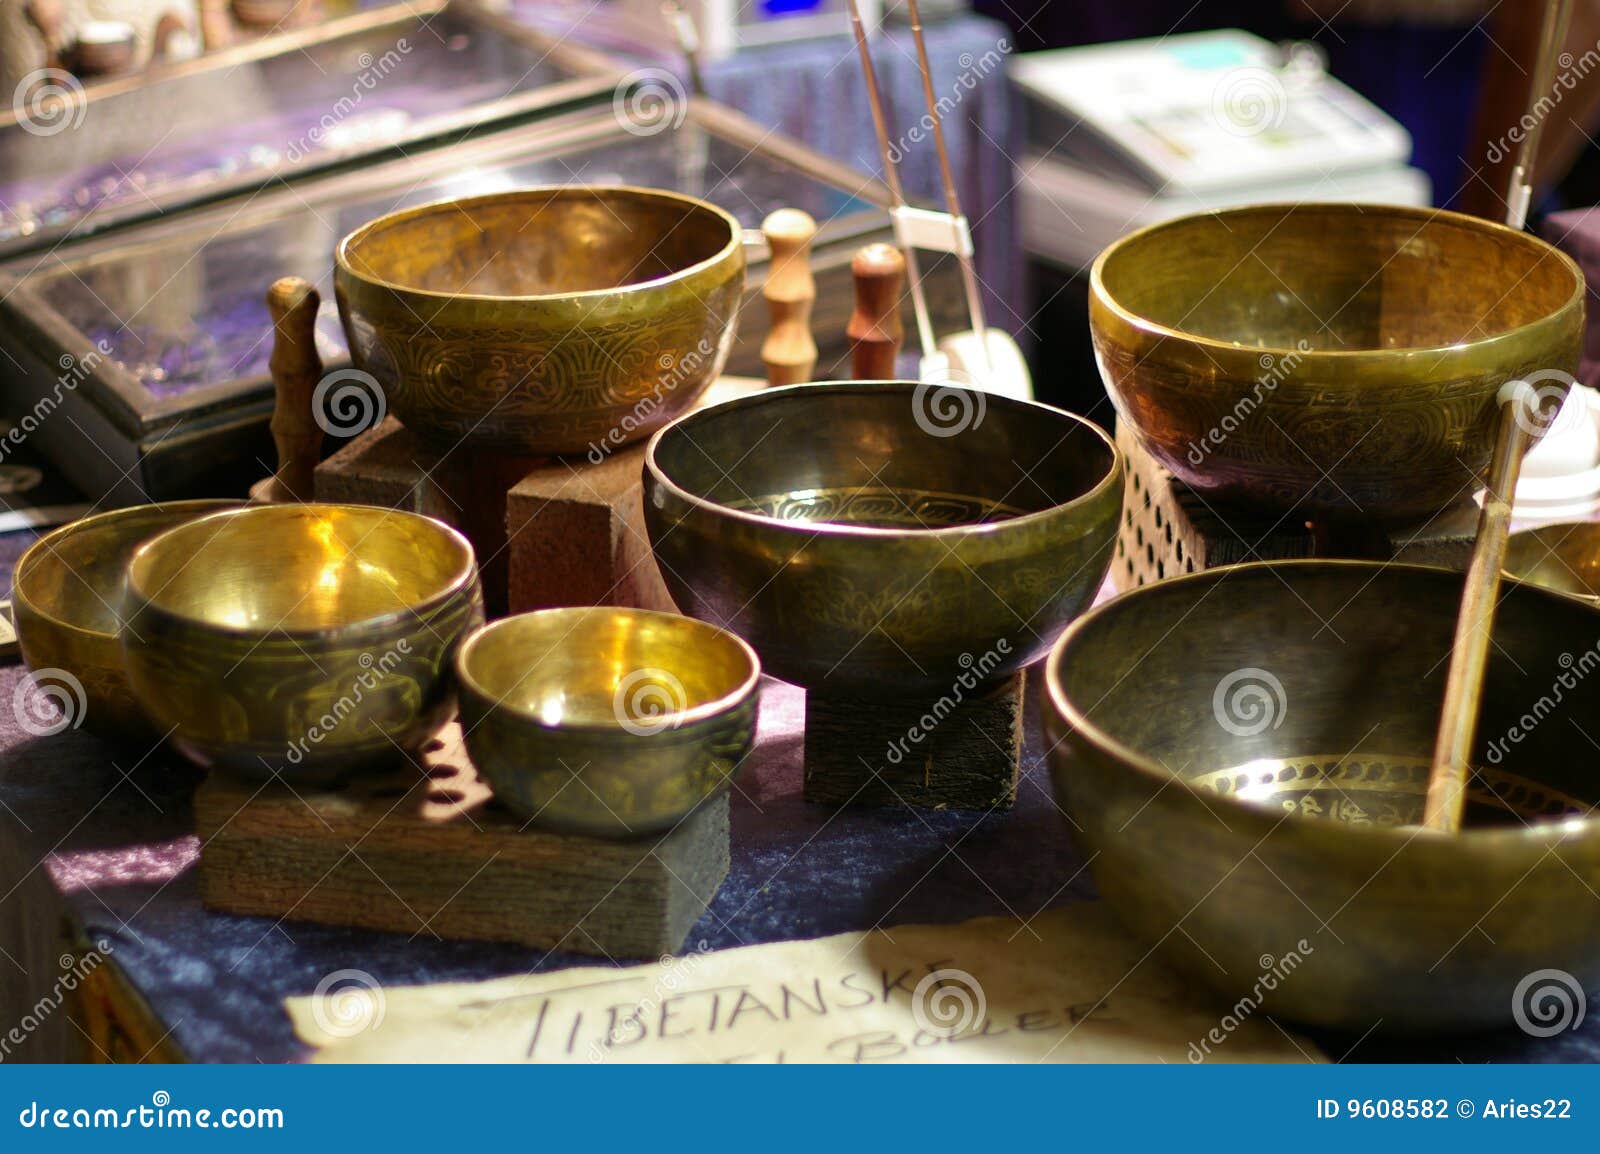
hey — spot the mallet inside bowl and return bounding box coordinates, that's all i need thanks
[1044,560,1600,1032]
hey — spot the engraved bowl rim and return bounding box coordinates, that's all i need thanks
[1089,202,1585,365]
[334,184,744,306]
[13,499,242,643]
[454,606,762,735]
[123,503,480,644]
[643,381,1124,542]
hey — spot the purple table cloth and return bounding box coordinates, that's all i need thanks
[1543,208,1600,390]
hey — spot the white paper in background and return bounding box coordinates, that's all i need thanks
[286,905,1324,1064]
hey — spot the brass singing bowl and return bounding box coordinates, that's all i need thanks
[1044,560,1600,1033]
[10,500,239,742]
[335,186,745,456]
[644,382,1123,695]
[1091,204,1584,522]
[121,503,483,779]
[455,608,760,838]
[1503,521,1600,603]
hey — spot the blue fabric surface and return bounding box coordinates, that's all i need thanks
[0,649,1596,1063]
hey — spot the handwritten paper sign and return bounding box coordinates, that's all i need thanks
[287,906,1321,1063]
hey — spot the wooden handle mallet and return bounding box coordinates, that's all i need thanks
[1422,0,1574,833]
[249,276,323,504]
[24,0,66,70]
[847,242,905,380]
[760,209,818,386]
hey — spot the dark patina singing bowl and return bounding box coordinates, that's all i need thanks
[335,186,745,456]
[456,608,760,837]
[11,500,239,741]
[121,504,483,778]
[643,383,1123,695]
[1044,560,1600,1032]
[1503,521,1600,603]
[1091,204,1584,522]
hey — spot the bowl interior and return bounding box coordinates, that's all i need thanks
[1503,523,1600,599]
[1050,562,1600,829]
[458,609,754,727]
[651,384,1116,528]
[1096,206,1580,352]
[341,188,735,298]
[127,505,473,632]
[15,501,237,636]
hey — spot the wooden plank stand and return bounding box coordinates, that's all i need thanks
[195,725,729,958]
[802,674,1024,810]
[1115,423,1481,588]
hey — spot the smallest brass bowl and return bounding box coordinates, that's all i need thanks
[11,500,239,741]
[455,608,760,838]
[1503,521,1600,602]
[121,503,483,779]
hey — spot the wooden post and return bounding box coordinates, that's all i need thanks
[802,674,1024,810]
[23,0,65,70]
[847,243,905,380]
[759,209,818,386]
[249,277,324,504]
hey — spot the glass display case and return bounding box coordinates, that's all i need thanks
[0,0,620,258]
[0,100,963,502]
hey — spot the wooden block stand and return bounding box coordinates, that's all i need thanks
[222,384,767,954]
[1115,423,1481,588]
[313,379,762,615]
[802,674,1024,811]
[195,726,728,958]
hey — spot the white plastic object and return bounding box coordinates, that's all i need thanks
[1514,385,1600,524]
[891,206,974,258]
[922,330,1033,402]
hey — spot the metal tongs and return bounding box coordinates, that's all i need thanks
[844,0,1033,400]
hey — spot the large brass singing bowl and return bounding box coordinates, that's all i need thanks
[1503,521,1600,603]
[1091,204,1584,522]
[335,186,745,457]
[1044,560,1600,1033]
[11,500,239,742]
[456,608,760,838]
[121,504,483,779]
[643,383,1123,695]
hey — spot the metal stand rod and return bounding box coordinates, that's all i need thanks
[845,0,938,362]
[903,0,992,376]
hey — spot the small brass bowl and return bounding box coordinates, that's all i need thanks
[121,503,483,778]
[335,186,745,456]
[455,607,760,837]
[1044,560,1600,1033]
[1091,204,1584,523]
[1503,521,1600,603]
[11,500,239,741]
[644,382,1123,695]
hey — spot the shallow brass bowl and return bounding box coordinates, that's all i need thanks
[455,607,760,837]
[121,503,483,778]
[335,186,745,456]
[11,500,240,741]
[1091,204,1584,522]
[1503,521,1600,603]
[644,382,1123,695]
[1044,560,1600,1033]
